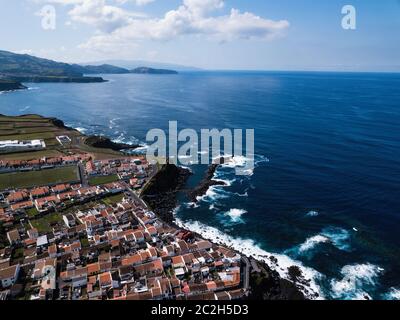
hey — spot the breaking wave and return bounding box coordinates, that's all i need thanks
[175,217,323,299]
[74,127,88,134]
[382,287,400,300]
[330,263,384,300]
[306,210,319,217]
[286,227,351,258]
[219,208,246,225]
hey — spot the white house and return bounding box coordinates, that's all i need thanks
[0,140,46,154]
[0,264,20,288]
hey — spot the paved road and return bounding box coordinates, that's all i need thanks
[241,256,250,292]
[122,181,149,209]
[78,163,89,187]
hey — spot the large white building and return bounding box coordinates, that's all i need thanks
[0,139,46,154]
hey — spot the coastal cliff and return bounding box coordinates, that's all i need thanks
[141,164,192,223]
[187,164,226,202]
[4,75,106,83]
[247,259,307,300]
[84,135,141,152]
[0,79,27,92]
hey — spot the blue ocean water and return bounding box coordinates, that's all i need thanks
[1,72,399,299]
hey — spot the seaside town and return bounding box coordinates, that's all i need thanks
[0,130,248,300]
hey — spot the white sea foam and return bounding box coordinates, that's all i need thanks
[224,208,246,224]
[217,154,269,176]
[75,127,88,134]
[330,263,384,300]
[289,227,351,257]
[298,235,330,253]
[213,178,235,187]
[306,210,319,217]
[196,185,230,203]
[19,106,31,112]
[321,227,351,251]
[382,287,400,300]
[113,133,126,144]
[183,202,199,209]
[175,217,323,299]
[109,117,120,130]
[234,191,249,197]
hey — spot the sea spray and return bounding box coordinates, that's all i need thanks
[174,217,324,299]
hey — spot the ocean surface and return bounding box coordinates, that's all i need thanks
[1,71,400,300]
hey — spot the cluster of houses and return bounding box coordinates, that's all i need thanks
[0,194,244,300]
[0,154,91,173]
[0,153,245,300]
[0,182,126,224]
[86,157,150,189]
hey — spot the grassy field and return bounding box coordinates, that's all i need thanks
[30,212,64,233]
[0,114,125,161]
[26,207,40,218]
[0,149,63,161]
[0,166,80,190]
[102,193,124,205]
[89,174,119,186]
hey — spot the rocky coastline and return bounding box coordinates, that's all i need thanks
[0,79,27,92]
[84,135,142,152]
[187,163,226,202]
[141,164,192,223]
[141,162,312,300]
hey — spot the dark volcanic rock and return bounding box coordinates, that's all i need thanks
[247,258,307,300]
[0,79,27,92]
[85,135,141,151]
[4,75,106,83]
[187,163,226,202]
[141,164,192,223]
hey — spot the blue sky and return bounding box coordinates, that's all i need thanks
[0,0,399,71]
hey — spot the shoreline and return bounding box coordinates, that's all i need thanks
[0,112,319,300]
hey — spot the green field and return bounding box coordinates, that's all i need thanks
[89,174,119,186]
[30,212,63,233]
[102,193,124,205]
[0,166,80,190]
[26,207,40,218]
[0,114,124,161]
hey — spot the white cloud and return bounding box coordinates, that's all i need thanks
[67,0,147,32]
[35,0,289,53]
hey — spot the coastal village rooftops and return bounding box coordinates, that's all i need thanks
[7,229,20,243]
[0,264,19,281]
[135,258,164,276]
[122,254,142,266]
[11,200,34,211]
[99,272,112,287]
[30,186,50,198]
[194,240,213,251]
[60,267,88,280]
[87,263,101,275]
[7,191,29,203]
[27,228,39,239]
[52,184,70,193]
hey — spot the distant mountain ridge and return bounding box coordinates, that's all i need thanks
[0,50,180,84]
[0,50,106,83]
[131,67,178,75]
[82,59,201,72]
